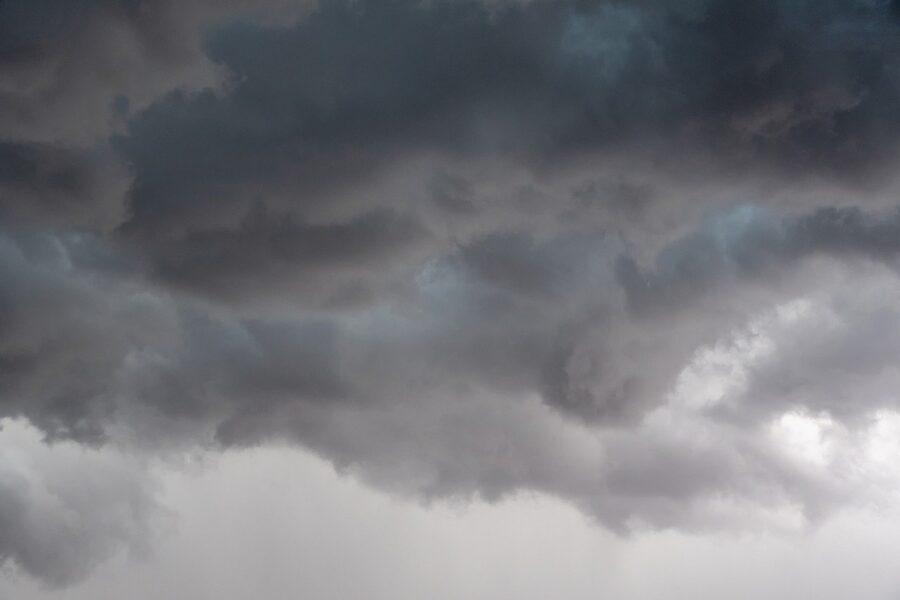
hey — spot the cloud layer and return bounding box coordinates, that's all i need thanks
[5,0,900,585]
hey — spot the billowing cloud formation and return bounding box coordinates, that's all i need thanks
[0,419,161,586]
[6,0,900,586]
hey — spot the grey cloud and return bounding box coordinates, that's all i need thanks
[617,206,900,316]
[117,0,900,197]
[727,279,900,425]
[8,0,900,588]
[0,0,212,145]
[0,420,161,586]
[7,205,900,585]
[0,0,301,234]
[147,203,430,308]
[0,142,128,230]
[103,0,900,311]
[0,0,307,146]
[0,228,355,440]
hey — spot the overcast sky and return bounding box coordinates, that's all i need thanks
[4,0,900,597]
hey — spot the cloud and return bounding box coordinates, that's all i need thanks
[7,0,900,588]
[0,141,129,229]
[0,419,162,586]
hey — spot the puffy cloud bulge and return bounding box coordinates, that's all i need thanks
[5,0,900,586]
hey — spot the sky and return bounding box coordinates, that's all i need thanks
[4,0,900,597]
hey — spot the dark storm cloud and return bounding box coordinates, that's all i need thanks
[8,0,900,587]
[0,0,311,143]
[104,0,900,307]
[148,203,429,307]
[0,0,295,230]
[0,141,128,229]
[117,0,900,210]
[0,229,352,442]
[0,0,207,144]
[616,205,900,316]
